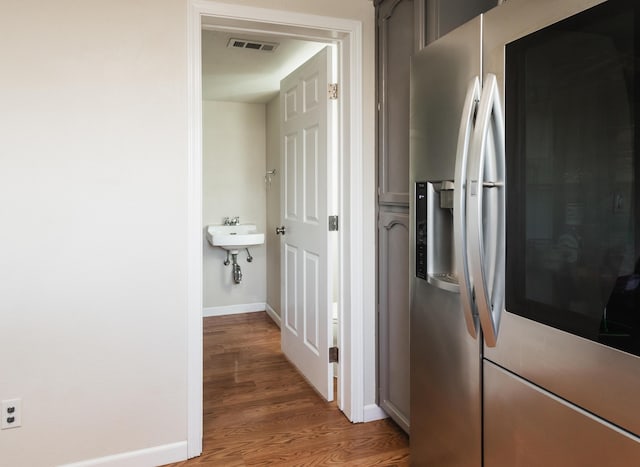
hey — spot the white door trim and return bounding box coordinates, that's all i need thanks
[186,0,367,458]
[186,1,204,458]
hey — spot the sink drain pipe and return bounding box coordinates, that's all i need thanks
[223,249,254,284]
[231,253,242,284]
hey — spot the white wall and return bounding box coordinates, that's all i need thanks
[203,101,267,309]
[0,1,188,465]
[265,96,281,315]
[0,0,375,464]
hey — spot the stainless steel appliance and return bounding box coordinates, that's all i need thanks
[410,0,640,464]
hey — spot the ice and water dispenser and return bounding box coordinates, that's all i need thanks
[415,181,459,292]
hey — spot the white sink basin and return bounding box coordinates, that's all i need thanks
[206,224,265,253]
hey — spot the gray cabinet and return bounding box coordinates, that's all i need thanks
[377,0,417,207]
[378,210,410,432]
[376,0,418,434]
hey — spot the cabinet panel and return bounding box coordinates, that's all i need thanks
[426,0,498,44]
[378,210,410,432]
[377,0,415,206]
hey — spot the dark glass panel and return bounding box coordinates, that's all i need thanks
[506,0,640,356]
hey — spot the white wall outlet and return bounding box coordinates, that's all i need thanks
[1,399,22,429]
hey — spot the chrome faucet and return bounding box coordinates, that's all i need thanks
[223,216,240,226]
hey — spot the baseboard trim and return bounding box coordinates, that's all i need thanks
[59,441,187,467]
[363,404,389,423]
[265,303,281,327]
[203,302,266,317]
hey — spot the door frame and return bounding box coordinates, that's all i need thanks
[186,0,367,457]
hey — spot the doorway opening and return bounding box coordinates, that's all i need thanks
[200,25,341,399]
[186,1,368,458]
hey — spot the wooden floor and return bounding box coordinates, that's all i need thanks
[165,312,409,466]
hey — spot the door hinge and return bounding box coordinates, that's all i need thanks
[328,83,338,100]
[329,215,339,231]
[329,346,339,363]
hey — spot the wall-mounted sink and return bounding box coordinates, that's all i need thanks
[206,224,265,253]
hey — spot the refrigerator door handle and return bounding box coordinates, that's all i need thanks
[466,73,506,347]
[453,76,481,339]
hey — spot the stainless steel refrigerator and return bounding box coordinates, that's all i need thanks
[410,0,640,465]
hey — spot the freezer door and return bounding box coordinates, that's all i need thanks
[410,14,483,467]
[410,15,482,183]
[410,283,483,466]
[484,360,640,466]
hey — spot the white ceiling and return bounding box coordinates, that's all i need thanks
[201,29,327,104]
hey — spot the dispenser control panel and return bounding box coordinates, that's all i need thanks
[416,182,427,279]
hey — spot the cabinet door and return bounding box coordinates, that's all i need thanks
[377,0,416,206]
[376,0,416,433]
[378,211,410,432]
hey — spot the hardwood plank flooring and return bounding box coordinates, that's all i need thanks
[165,312,409,466]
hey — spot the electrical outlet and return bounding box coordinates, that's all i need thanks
[1,399,22,429]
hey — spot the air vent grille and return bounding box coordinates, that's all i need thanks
[227,38,279,52]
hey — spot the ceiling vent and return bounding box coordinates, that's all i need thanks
[227,38,279,52]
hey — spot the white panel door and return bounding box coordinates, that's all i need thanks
[280,46,334,401]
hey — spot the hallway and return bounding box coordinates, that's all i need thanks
[166,312,409,466]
